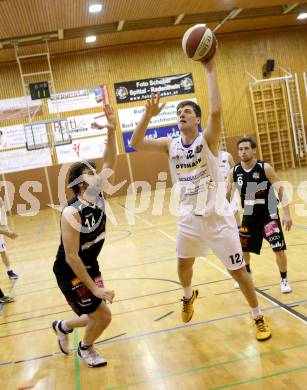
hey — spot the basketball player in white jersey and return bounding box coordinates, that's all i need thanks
[0,196,18,279]
[131,58,271,341]
[218,150,241,226]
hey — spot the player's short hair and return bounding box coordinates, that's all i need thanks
[68,161,96,195]
[237,136,257,149]
[176,100,202,118]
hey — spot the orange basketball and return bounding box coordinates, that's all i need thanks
[182,24,217,62]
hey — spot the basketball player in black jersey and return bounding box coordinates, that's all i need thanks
[227,137,292,293]
[52,104,117,368]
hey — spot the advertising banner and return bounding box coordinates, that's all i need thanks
[122,125,181,153]
[0,148,52,173]
[0,124,26,149]
[48,85,109,113]
[55,135,111,164]
[0,96,43,122]
[118,98,197,132]
[52,112,108,140]
[114,73,194,103]
[122,124,202,153]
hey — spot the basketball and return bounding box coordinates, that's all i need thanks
[182,24,217,62]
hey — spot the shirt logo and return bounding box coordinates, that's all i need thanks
[252,172,260,179]
[195,144,203,154]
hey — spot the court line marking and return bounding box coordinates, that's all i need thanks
[109,206,307,325]
[2,294,307,340]
[0,305,305,367]
[293,224,307,230]
[2,210,306,375]
[103,344,307,390]
[154,311,174,321]
[157,223,307,325]
[73,329,81,390]
[210,364,307,389]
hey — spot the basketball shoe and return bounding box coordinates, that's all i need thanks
[0,295,15,304]
[7,270,19,280]
[52,320,72,354]
[254,316,271,341]
[181,289,198,323]
[280,278,292,293]
[78,342,107,368]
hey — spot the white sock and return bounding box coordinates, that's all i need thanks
[6,266,12,272]
[183,286,193,299]
[61,320,72,332]
[251,307,263,319]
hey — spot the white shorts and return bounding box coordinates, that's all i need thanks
[0,235,6,252]
[176,212,245,270]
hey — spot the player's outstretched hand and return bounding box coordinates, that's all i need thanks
[92,104,117,132]
[93,287,115,303]
[6,230,18,239]
[145,93,166,117]
[282,215,292,231]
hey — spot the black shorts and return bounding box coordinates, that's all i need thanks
[239,213,286,254]
[55,273,105,316]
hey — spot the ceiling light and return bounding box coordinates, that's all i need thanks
[297,13,307,20]
[89,4,103,13]
[86,35,96,43]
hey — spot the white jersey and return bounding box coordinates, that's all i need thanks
[219,150,240,212]
[219,150,231,181]
[169,134,229,216]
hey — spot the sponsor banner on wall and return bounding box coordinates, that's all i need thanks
[0,148,52,174]
[114,73,194,103]
[0,124,26,149]
[48,85,109,114]
[55,135,113,164]
[0,96,43,122]
[123,125,180,153]
[118,98,197,132]
[52,112,108,140]
[122,124,202,153]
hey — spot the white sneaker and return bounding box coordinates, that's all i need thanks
[52,320,71,354]
[78,342,107,368]
[280,278,292,293]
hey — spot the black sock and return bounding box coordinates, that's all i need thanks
[79,341,91,350]
[245,264,251,273]
[280,271,287,279]
[58,320,73,334]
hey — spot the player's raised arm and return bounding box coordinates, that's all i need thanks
[130,93,170,154]
[92,104,117,172]
[203,58,222,156]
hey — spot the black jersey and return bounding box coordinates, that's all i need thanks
[233,160,278,216]
[53,195,106,280]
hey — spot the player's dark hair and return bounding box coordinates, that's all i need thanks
[176,100,202,118]
[237,136,257,149]
[68,161,96,195]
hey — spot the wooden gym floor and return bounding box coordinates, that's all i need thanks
[0,167,307,390]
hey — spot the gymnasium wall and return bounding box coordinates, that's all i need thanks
[0,26,306,213]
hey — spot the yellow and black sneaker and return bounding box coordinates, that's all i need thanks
[181,289,199,323]
[254,316,271,341]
